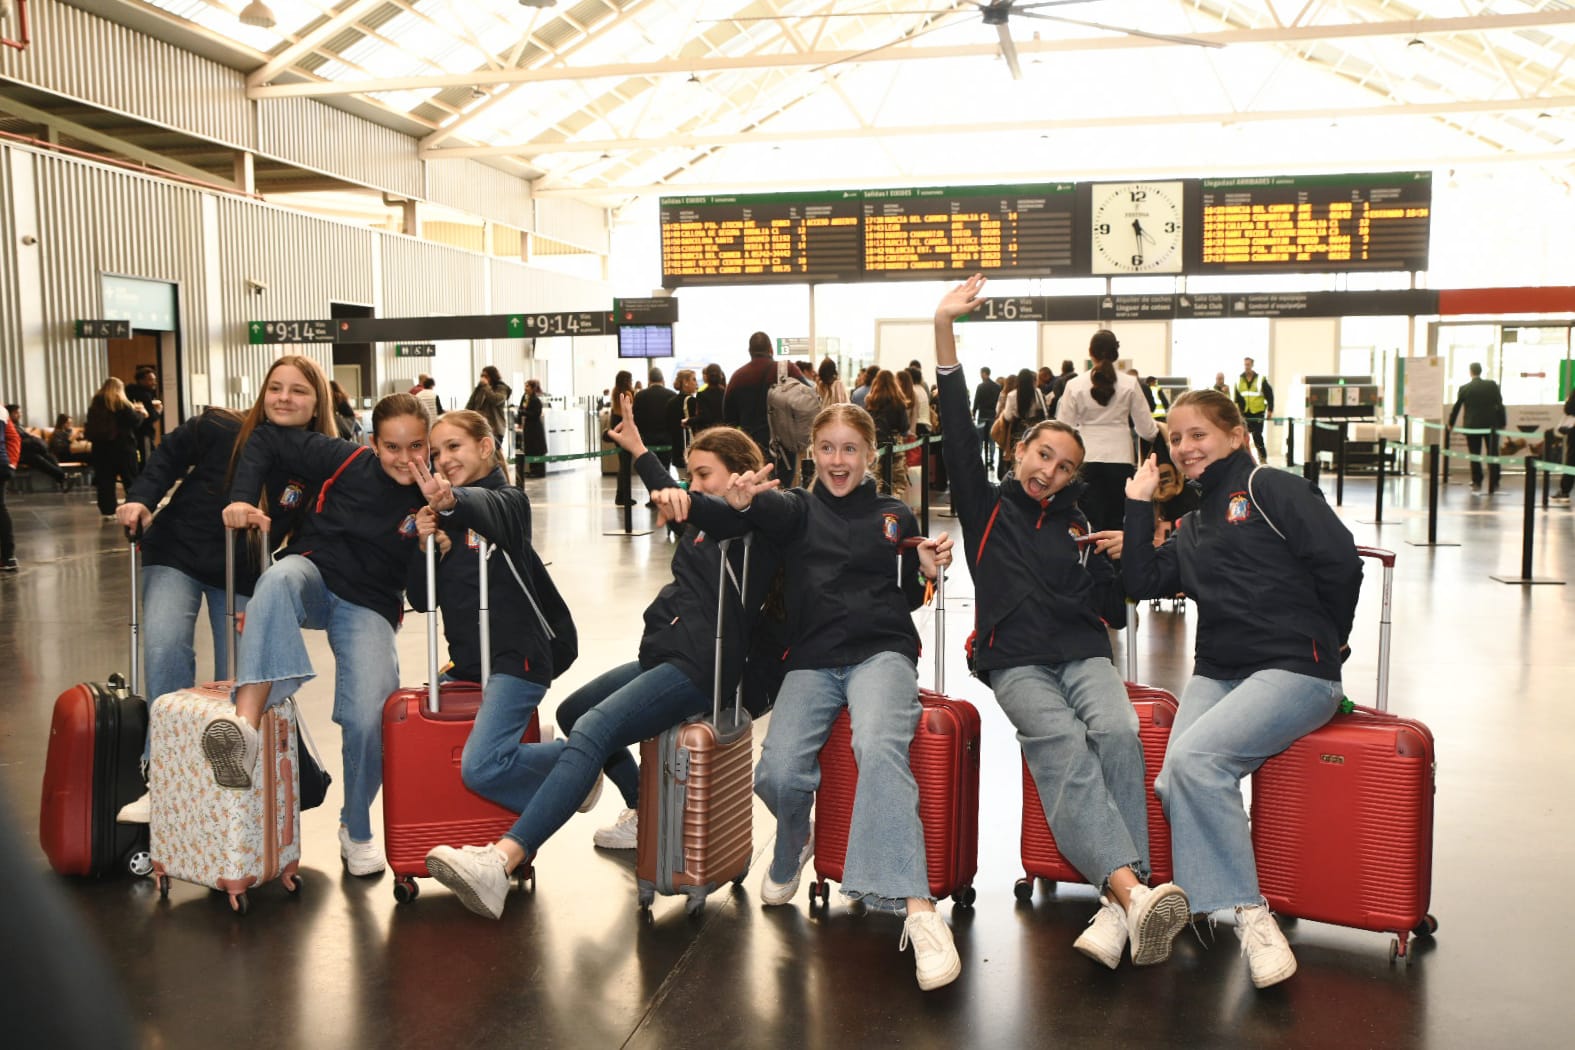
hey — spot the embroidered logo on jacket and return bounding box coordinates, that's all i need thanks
[882,513,901,544]
[278,481,304,509]
[1227,492,1252,524]
[1067,522,1087,542]
[466,529,481,550]
[399,512,420,539]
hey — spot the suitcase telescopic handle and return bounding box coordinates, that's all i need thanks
[897,536,945,693]
[1356,546,1395,712]
[478,536,491,690]
[128,525,142,697]
[1125,598,1139,684]
[226,527,270,684]
[425,534,441,714]
[711,535,752,727]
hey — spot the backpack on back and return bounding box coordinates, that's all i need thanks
[766,361,820,463]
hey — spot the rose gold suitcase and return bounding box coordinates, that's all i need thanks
[634,537,755,917]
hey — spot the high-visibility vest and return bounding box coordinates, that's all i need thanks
[1237,374,1266,415]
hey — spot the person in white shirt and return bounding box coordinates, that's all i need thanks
[1056,330,1158,532]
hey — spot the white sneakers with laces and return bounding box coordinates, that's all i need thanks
[425,843,510,919]
[760,824,814,906]
[200,713,259,789]
[1125,882,1191,966]
[593,807,639,850]
[1073,895,1128,969]
[1235,904,1297,988]
[338,825,386,878]
[901,910,962,991]
[579,772,604,814]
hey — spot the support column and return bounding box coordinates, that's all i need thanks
[232,151,255,195]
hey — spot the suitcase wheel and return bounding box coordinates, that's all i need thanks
[952,885,977,909]
[516,863,535,894]
[393,877,420,904]
[1013,877,1034,903]
[685,896,706,919]
[229,892,250,916]
[283,873,302,896]
[1413,914,1439,939]
[127,850,153,879]
[155,875,170,898]
[1390,935,1406,962]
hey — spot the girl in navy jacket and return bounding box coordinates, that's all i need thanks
[723,403,960,992]
[934,275,1191,969]
[424,396,777,918]
[210,393,429,877]
[1122,388,1363,989]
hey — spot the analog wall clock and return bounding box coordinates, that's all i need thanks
[1091,181,1185,274]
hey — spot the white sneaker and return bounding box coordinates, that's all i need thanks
[1126,882,1191,966]
[593,807,638,849]
[116,791,151,824]
[425,843,510,920]
[200,714,259,789]
[1073,895,1128,970]
[337,825,387,878]
[579,772,604,813]
[1236,904,1297,988]
[760,824,814,906]
[901,910,962,991]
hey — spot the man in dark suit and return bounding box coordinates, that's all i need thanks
[632,367,678,476]
[1448,362,1506,491]
[126,366,162,468]
[972,367,1000,468]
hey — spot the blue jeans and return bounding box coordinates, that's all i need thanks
[755,650,929,910]
[508,661,708,854]
[1155,670,1342,914]
[142,565,243,761]
[993,659,1148,887]
[453,672,562,827]
[234,555,399,841]
[553,671,640,808]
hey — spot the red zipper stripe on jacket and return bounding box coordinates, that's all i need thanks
[977,499,1003,561]
[315,445,371,512]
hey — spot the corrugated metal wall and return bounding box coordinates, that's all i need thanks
[32,151,210,421]
[257,99,423,200]
[535,197,611,254]
[215,198,377,407]
[0,2,254,150]
[377,232,489,383]
[0,147,21,408]
[424,159,535,233]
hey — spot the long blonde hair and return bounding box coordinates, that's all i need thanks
[431,409,507,483]
[95,377,132,412]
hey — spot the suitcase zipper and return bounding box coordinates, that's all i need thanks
[262,712,278,879]
[95,684,117,871]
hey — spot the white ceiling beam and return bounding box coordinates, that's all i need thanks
[530,148,1575,200]
[248,10,1575,99]
[248,0,388,88]
[422,93,1575,159]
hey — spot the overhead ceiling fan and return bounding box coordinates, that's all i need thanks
[713,1,1223,81]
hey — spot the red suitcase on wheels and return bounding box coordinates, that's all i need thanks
[383,537,540,904]
[1249,546,1438,959]
[1016,601,1176,898]
[810,564,981,910]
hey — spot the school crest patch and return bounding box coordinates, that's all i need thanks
[882,513,901,544]
[399,512,420,539]
[1067,522,1087,542]
[1227,492,1251,524]
[466,529,481,550]
[278,480,303,510]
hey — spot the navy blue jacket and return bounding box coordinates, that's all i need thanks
[936,368,1124,673]
[405,469,552,685]
[125,409,256,594]
[231,427,424,628]
[742,479,925,672]
[1122,448,1363,682]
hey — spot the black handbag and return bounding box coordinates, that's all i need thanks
[293,702,332,812]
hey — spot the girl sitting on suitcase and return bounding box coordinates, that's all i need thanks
[933,275,1192,969]
[114,356,337,824]
[720,403,960,992]
[422,395,778,919]
[1122,388,1363,989]
[211,393,430,877]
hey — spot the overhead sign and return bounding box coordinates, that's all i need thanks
[522,312,614,337]
[957,289,1441,323]
[613,297,679,324]
[75,319,132,338]
[248,319,334,344]
[394,343,436,358]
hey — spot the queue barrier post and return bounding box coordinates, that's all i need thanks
[1490,455,1564,585]
[1407,442,1459,548]
[1359,437,1388,526]
[1284,417,1296,469]
[1335,421,1348,507]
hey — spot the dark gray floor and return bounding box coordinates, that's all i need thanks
[3,466,1571,1049]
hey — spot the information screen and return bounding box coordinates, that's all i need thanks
[1196,172,1431,274]
[617,324,673,359]
[660,193,863,285]
[860,184,1078,279]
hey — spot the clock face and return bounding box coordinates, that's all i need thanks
[1091,181,1185,274]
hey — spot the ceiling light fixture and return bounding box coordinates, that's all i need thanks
[238,1,277,29]
[1406,37,1425,49]
[518,0,558,8]
[687,73,700,84]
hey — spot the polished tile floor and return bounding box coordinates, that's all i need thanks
[3,465,1571,1049]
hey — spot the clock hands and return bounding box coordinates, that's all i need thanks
[1132,218,1156,246]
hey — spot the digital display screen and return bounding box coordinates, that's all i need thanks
[660,193,862,285]
[617,325,673,359]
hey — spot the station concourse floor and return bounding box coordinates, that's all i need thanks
[2,463,1571,1050]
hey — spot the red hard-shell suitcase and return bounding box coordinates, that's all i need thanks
[384,536,541,904]
[1015,683,1178,898]
[810,564,982,909]
[39,534,151,878]
[1250,546,1439,959]
[635,536,757,916]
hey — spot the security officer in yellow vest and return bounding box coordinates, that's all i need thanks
[1235,357,1274,460]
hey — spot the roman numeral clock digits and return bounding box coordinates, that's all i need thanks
[1091,181,1185,274]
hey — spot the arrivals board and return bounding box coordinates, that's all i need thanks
[660,192,863,284]
[1195,172,1431,274]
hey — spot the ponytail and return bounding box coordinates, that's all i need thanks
[1088,329,1120,407]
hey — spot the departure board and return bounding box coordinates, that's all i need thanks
[860,184,1078,279]
[1196,172,1431,274]
[660,193,863,285]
